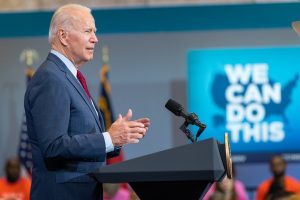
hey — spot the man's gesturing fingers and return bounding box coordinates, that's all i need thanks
[123,109,132,121]
[135,118,150,128]
[127,121,145,128]
[108,117,146,146]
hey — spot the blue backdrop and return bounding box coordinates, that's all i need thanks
[188,46,300,155]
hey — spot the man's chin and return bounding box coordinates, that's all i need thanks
[86,54,94,61]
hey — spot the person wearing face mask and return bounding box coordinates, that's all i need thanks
[256,155,300,200]
[0,158,31,200]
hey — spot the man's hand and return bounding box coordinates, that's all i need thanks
[108,109,150,146]
[135,118,150,132]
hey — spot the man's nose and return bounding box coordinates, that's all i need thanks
[91,32,98,43]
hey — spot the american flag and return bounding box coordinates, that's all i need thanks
[18,67,34,176]
[18,115,32,175]
[98,47,124,165]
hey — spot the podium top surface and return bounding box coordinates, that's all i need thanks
[94,138,226,183]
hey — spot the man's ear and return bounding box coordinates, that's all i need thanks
[58,29,68,46]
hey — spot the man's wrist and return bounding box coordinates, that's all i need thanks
[103,132,114,153]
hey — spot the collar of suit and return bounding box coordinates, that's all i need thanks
[47,51,105,132]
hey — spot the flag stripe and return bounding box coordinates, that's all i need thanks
[18,67,34,176]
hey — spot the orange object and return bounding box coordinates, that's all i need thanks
[256,176,300,200]
[0,177,31,200]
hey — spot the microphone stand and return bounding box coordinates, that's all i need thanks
[180,121,195,143]
[179,113,206,143]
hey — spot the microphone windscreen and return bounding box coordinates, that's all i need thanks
[165,99,182,116]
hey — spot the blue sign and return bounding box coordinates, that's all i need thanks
[188,47,300,154]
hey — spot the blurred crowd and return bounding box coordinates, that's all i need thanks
[1,155,300,200]
[203,155,300,200]
[0,158,31,200]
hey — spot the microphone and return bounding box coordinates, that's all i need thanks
[165,99,206,142]
[165,99,186,117]
[165,99,204,127]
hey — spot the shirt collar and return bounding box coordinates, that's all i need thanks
[50,49,77,78]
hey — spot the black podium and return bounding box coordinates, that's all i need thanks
[93,138,231,200]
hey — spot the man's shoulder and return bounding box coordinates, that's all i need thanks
[32,56,66,83]
[25,56,67,100]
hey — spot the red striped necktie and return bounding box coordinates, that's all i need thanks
[76,70,91,99]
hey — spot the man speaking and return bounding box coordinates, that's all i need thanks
[24,4,150,200]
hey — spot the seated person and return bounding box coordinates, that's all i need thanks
[203,166,248,200]
[256,155,300,200]
[103,183,130,200]
[0,158,31,200]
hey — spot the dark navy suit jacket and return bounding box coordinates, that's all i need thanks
[24,53,119,199]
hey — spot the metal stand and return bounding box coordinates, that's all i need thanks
[179,112,206,143]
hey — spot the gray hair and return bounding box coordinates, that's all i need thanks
[48,4,91,44]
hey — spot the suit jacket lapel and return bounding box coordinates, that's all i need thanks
[65,74,103,132]
[91,98,106,131]
[47,53,103,132]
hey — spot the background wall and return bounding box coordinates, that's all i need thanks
[1,3,300,199]
[0,0,265,12]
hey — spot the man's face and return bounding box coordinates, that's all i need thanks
[65,10,98,67]
[270,156,286,178]
[5,159,21,183]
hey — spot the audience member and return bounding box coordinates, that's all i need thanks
[203,166,248,200]
[256,155,300,200]
[103,183,130,200]
[0,158,31,200]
